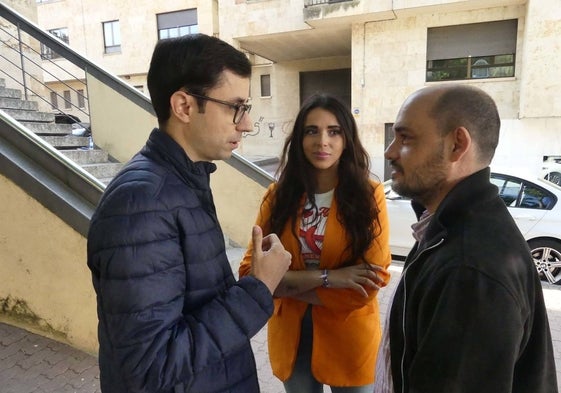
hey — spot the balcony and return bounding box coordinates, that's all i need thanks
[304,0,353,5]
[229,0,523,63]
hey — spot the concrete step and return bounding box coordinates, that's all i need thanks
[0,97,38,111]
[21,121,72,135]
[2,108,54,122]
[82,161,123,179]
[0,79,121,185]
[42,135,89,148]
[0,86,22,100]
[60,149,110,165]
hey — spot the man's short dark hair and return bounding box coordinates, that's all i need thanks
[147,34,252,125]
[430,85,501,164]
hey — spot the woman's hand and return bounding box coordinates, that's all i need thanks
[328,264,386,297]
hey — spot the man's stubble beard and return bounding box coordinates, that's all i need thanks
[392,141,448,207]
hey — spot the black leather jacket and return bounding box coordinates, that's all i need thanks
[389,168,558,393]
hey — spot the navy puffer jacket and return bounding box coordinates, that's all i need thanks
[87,129,273,393]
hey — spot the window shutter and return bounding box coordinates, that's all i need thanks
[157,9,197,29]
[427,19,517,61]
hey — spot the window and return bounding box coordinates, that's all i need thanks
[50,91,58,109]
[260,74,271,97]
[157,9,198,39]
[491,173,556,210]
[77,89,85,108]
[63,90,71,109]
[103,20,121,54]
[426,20,517,82]
[41,28,68,60]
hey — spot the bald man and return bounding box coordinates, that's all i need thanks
[375,84,557,393]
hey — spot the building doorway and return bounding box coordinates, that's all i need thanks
[299,69,351,109]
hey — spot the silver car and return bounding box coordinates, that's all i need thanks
[385,170,561,285]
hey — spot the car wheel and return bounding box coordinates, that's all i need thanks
[544,171,561,186]
[528,239,561,285]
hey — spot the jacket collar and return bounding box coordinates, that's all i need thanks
[143,128,217,187]
[412,167,497,250]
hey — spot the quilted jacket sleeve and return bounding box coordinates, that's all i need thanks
[88,180,273,392]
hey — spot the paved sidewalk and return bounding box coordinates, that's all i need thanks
[1,255,560,393]
[0,322,100,393]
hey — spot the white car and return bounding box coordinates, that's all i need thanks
[385,171,561,285]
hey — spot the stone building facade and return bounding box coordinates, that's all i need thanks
[35,0,561,178]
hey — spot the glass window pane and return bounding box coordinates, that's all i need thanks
[521,185,555,209]
[63,90,71,109]
[494,54,514,64]
[112,22,121,45]
[77,89,85,108]
[260,74,271,97]
[491,176,522,206]
[50,91,58,109]
[104,25,112,45]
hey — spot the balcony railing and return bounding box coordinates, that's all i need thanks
[304,0,353,7]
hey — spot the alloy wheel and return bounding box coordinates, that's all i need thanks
[530,240,561,285]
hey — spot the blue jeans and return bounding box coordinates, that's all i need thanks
[283,307,374,393]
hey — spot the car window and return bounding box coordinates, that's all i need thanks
[520,184,555,209]
[491,176,521,206]
[491,173,556,210]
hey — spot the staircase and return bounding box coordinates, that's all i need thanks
[0,78,122,185]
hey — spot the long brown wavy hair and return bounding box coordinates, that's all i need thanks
[266,93,382,266]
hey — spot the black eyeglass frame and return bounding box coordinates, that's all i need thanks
[185,91,252,125]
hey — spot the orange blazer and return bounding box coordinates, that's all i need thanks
[239,180,391,386]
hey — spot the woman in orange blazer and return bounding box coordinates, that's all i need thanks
[239,93,391,393]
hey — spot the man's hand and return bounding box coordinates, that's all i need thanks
[250,225,291,294]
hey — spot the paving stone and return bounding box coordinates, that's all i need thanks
[0,351,28,370]
[19,347,54,369]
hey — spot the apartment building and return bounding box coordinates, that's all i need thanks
[36,0,561,178]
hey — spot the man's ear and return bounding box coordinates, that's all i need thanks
[170,91,192,123]
[449,126,472,162]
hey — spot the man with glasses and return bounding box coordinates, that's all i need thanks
[87,34,291,393]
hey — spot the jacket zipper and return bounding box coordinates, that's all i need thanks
[400,238,444,393]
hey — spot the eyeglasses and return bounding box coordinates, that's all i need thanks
[185,91,252,125]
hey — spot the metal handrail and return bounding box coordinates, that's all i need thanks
[0,25,89,121]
